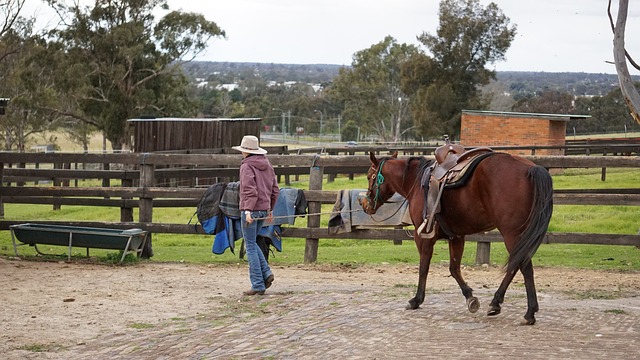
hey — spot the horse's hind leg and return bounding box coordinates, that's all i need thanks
[448,236,479,313]
[488,268,518,317]
[488,260,539,325]
[520,259,539,325]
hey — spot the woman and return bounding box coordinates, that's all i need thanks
[232,135,280,295]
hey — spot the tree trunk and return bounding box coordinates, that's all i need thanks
[613,0,640,125]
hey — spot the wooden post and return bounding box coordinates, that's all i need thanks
[393,225,403,245]
[102,162,110,199]
[327,151,336,182]
[120,165,134,222]
[17,162,26,187]
[304,163,323,263]
[475,241,491,265]
[601,147,607,181]
[139,162,155,258]
[52,162,61,210]
[348,150,355,180]
[62,163,71,187]
[0,162,4,219]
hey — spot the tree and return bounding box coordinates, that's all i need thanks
[572,85,640,135]
[43,0,226,150]
[511,89,574,114]
[609,0,640,125]
[341,120,359,142]
[401,0,516,139]
[328,36,418,142]
[0,0,26,63]
[0,39,61,151]
[0,4,56,151]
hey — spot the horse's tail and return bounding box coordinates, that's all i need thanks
[506,165,554,274]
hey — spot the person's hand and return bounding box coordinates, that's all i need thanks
[266,211,274,224]
[245,211,253,224]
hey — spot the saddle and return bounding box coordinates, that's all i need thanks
[418,137,493,238]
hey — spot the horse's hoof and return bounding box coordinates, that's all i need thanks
[487,307,501,316]
[467,297,480,313]
[406,300,420,310]
[520,317,536,326]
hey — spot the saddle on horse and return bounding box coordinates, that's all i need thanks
[417,136,493,238]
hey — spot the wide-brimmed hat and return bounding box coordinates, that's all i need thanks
[232,135,267,154]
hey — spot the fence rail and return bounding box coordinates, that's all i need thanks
[1,152,639,263]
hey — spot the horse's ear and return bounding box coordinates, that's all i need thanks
[391,151,398,158]
[369,151,378,166]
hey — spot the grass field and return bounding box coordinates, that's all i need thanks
[1,166,639,270]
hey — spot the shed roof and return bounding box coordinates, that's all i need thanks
[462,110,590,122]
[127,117,261,123]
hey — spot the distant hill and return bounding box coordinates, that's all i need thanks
[183,61,638,97]
[182,61,344,85]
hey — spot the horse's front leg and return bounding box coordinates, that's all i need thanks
[407,234,436,310]
[448,236,479,313]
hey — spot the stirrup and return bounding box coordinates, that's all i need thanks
[417,218,436,239]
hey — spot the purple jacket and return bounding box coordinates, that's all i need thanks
[238,154,280,212]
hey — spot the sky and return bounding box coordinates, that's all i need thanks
[25,0,640,74]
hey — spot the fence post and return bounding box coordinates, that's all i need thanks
[0,162,4,218]
[304,162,323,263]
[139,162,155,258]
[120,164,134,222]
[475,241,491,265]
[327,150,336,183]
[52,162,61,210]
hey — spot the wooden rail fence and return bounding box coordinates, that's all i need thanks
[1,152,639,263]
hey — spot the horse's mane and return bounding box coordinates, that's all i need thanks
[404,156,434,186]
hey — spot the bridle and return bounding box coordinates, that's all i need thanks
[365,157,423,221]
[365,159,387,212]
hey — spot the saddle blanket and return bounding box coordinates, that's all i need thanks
[328,189,412,234]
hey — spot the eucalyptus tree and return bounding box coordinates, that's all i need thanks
[401,0,516,139]
[572,85,640,134]
[43,0,226,150]
[328,36,418,142]
[0,2,52,151]
[511,89,574,114]
[0,0,27,62]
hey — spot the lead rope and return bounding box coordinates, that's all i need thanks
[251,208,363,221]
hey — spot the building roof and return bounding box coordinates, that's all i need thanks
[462,109,590,121]
[127,117,262,122]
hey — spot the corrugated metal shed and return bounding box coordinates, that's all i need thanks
[127,117,262,153]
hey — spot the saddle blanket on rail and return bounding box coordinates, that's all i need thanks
[328,189,411,234]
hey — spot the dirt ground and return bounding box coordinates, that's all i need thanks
[1,256,640,359]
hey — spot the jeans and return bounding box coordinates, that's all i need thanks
[241,210,272,291]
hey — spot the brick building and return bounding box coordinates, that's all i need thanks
[460,110,590,155]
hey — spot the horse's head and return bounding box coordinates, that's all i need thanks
[359,151,398,214]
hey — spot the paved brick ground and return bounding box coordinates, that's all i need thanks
[15,285,639,359]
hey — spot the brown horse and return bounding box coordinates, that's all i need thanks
[360,151,553,325]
